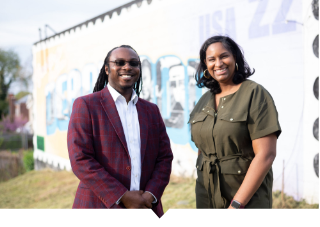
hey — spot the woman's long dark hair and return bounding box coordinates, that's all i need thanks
[195,36,255,94]
[93,45,143,96]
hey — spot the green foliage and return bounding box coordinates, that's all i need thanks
[15,91,30,100]
[0,49,32,120]
[0,134,22,150]
[0,49,20,119]
[272,190,319,208]
[22,150,34,172]
[0,99,8,117]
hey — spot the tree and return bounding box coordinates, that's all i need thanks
[0,49,30,120]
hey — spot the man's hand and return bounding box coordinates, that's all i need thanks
[142,192,155,205]
[120,190,152,209]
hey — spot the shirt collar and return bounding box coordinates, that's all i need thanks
[107,83,139,105]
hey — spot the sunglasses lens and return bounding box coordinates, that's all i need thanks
[129,61,140,67]
[115,60,126,66]
[113,60,139,67]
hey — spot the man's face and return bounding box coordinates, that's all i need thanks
[105,48,140,93]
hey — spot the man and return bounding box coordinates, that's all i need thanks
[67,45,173,217]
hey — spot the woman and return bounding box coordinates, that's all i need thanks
[189,36,281,209]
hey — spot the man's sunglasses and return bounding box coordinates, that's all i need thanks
[109,60,140,67]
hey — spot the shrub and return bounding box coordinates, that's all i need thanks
[273,190,319,208]
[23,150,34,172]
[0,134,22,151]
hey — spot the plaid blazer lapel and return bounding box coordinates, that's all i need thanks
[136,99,148,164]
[100,86,129,155]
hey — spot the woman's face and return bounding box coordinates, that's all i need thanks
[204,42,236,84]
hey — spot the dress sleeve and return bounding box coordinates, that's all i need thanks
[247,86,281,140]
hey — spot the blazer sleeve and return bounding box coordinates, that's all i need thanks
[67,97,128,208]
[144,105,173,203]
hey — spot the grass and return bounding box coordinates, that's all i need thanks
[0,169,79,208]
[0,169,318,209]
[272,190,318,209]
[162,175,196,212]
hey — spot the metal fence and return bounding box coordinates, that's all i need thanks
[0,132,33,151]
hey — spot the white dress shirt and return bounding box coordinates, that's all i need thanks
[107,84,156,205]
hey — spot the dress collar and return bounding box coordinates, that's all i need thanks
[107,83,139,105]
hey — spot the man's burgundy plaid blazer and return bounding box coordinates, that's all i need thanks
[67,86,173,217]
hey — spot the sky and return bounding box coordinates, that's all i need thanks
[0,0,131,93]
[0,0,132,62]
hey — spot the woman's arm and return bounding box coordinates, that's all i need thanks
[228,133,277,208]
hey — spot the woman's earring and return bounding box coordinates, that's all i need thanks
[203,69,211,79]
[236,63,238,71]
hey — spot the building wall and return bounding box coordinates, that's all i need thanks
[303,0,319,203]
[32,0,318,203]
[15,103,29,121]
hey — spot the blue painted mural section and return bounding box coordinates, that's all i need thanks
[45,55,202,151]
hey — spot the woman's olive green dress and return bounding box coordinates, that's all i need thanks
[189,80,281,208]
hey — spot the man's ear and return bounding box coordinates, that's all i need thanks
[105,65,109,75]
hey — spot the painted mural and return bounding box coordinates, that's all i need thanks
[32,0,318,203]
[45,55,203,151]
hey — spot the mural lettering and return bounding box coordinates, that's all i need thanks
[198,7,236,46]
[45,56,204,151]
[249,0,296,39]
[198,0,297,42]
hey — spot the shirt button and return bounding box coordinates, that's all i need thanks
[128,124,131,127]
[215,113,217,116]
[230,118,233,121]
[238,170,241,174]
[126,166,131,171]
[221,106,224,108]
[202,108,205,110]
[193,120,195,123]
[224,98,226,100]
[207,111,209,113]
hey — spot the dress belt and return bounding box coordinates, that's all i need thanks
[201,153,247,208]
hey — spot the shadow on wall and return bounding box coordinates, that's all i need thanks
[45,55,205,151]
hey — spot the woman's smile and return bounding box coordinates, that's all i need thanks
[214,67,228,75]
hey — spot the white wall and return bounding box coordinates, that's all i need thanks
[32,0,318,203]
